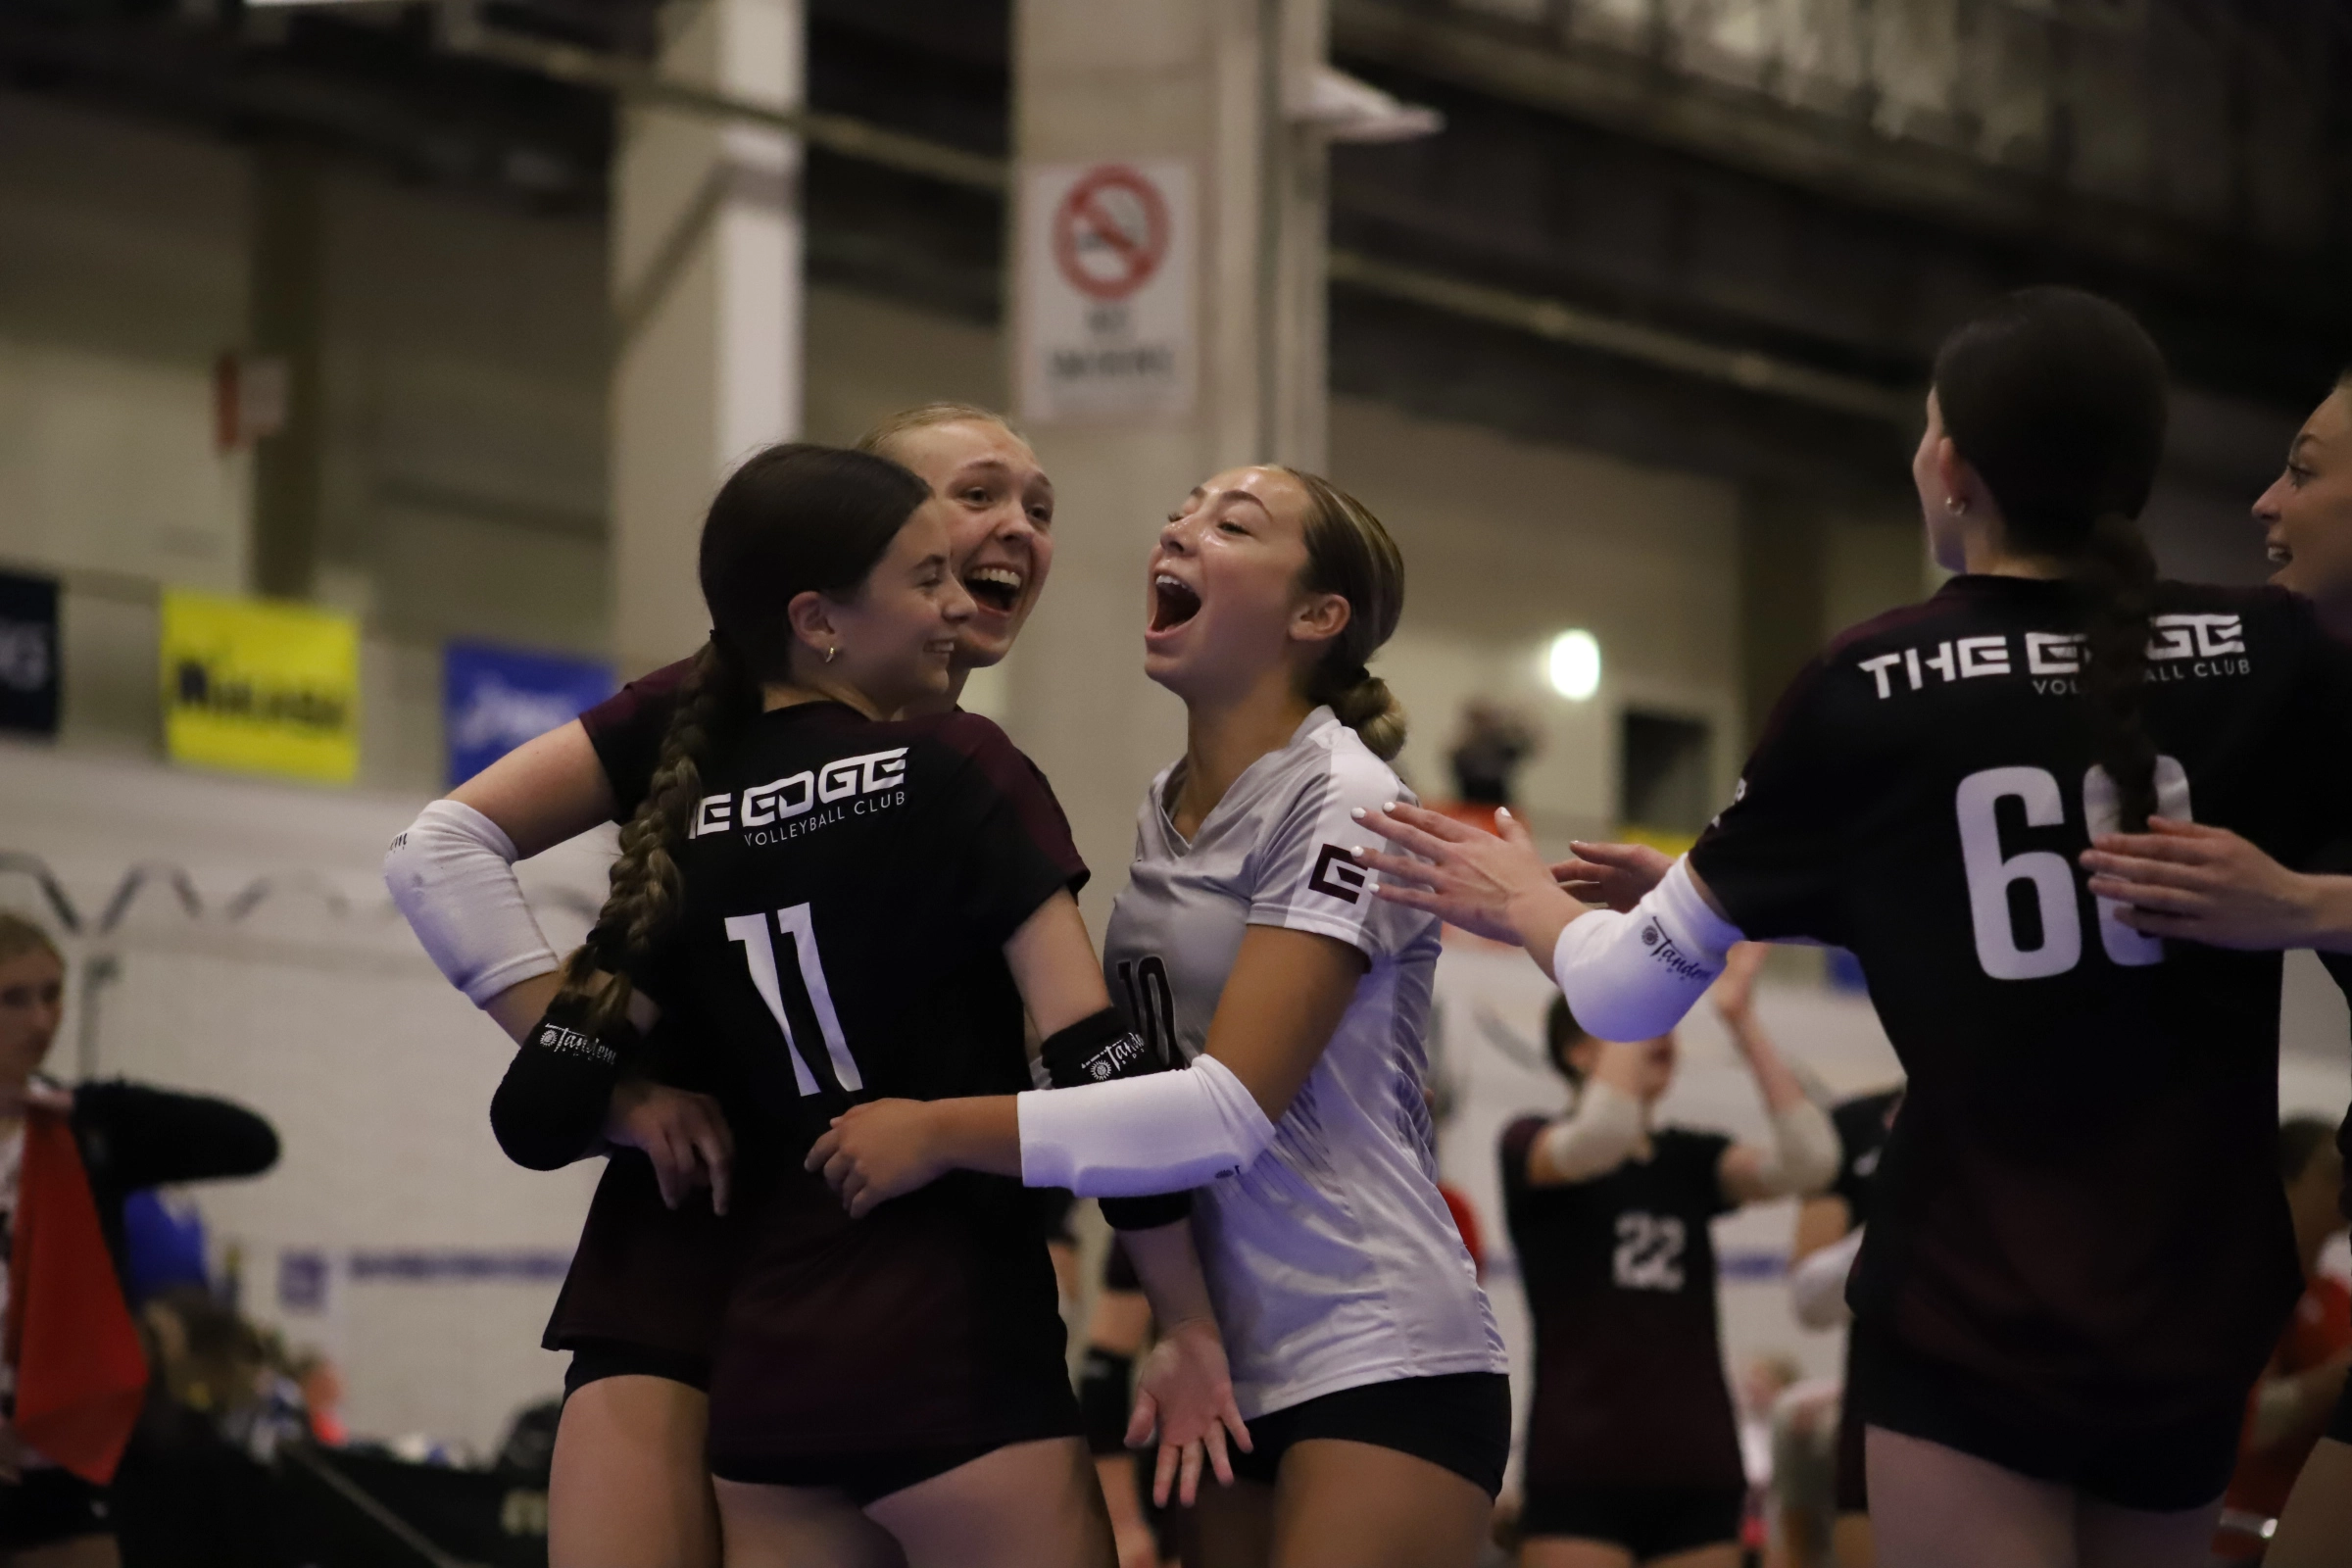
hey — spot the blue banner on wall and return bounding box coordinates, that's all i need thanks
[0,569,60,738]
[444,641,613,788]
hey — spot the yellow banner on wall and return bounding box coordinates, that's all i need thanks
[160,590,359,784]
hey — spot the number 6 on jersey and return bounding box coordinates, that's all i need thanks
[1955,758,2190,981]
[727,905,861,1095]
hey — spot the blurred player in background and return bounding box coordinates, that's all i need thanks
[2210,1118,2347,1562]
[1497,948,1837,1568]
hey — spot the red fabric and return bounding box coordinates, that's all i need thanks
[2214,1274,2352,1557]
[6,1109,150,1484]
[1440,1182,1485,1277]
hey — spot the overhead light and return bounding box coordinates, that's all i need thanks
[1546,630,1600,701]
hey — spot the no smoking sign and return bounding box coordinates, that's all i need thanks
[1020,159,1196,423]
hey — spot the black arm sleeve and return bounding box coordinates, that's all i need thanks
[1039,1008,1191,1231]
[489,994,640,1171]
[72,1081,281,1194]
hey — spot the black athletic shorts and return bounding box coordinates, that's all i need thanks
[709,1440,1012,1506]
[2328,1368,2352,1446]
[0,1468,113,1550]
[1227,1372,1511,1498]
[1518,1483,1744,1558]
[1851,1323,2242,1513]
[563,1338,712,1397]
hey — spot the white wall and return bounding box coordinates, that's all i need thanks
[1330,396,1745,836]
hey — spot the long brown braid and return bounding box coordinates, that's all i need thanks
[554,637,755,1034]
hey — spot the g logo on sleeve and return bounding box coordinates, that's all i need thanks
[1308,843,1366,905]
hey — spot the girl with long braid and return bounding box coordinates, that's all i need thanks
[384,405,1063,1566]
[1351,287,2352,1568]
[477,444,1240,1568]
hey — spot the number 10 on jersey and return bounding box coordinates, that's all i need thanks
[727,906,861,1096]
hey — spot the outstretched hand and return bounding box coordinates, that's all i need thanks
[605,1079,734,1214]
[1127,1316,1251,1507]
[2080,817,2330,950]
[806,1100,952,1217]
[1551,840,1672,912]
[1348,802,1575,955]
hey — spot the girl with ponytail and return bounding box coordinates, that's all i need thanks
[809,465,1514,1568]
[1350,287,2352,1568]
[485,443,1241,1568]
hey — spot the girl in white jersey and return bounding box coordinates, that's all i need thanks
[809,465,1511,1568]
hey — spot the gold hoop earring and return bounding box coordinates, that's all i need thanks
[824,646,838,665]
[1946,496,1969,517]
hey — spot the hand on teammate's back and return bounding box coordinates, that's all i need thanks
[605,1079,734,1214]
[2081,817,2345,950]
[1552,840,1673,912]
[806,1099,960,1216]
[1127,1316,1251,1508]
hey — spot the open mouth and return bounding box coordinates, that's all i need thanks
[1152,573,1201,632]
[965,565,1024,614]
[2268,541,2293,566]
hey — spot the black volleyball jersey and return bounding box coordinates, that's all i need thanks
[1500,1118,1745,1488]
[617,703,1090,1454]
[1689,575,2352,1421]
[638,699,1083,1158]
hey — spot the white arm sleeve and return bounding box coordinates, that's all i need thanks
[1789,1224,1863,1330]
[1016,1054,1278,1198]
[1534,1080,1644,1182]
[384,800,562,1006]
[1740,1099,1843,1200]
[1551,858,1744,1042]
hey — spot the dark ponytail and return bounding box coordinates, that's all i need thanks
[1278,466,1409,760]
[558,443,931,1031]
[1933,287,2169,829]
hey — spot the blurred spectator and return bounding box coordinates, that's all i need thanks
[1444,702,1540,833]
[0,913,279,1567]
[2211,1118,2349,1562]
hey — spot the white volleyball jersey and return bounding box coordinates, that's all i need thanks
[1103,708,1506,1417]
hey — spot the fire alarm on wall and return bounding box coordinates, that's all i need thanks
[213,353,290,452]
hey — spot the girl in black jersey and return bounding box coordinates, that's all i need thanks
[480,443,1240,1568]
[1356,287,2352,1568]
[386,404,1064,1568]
[2076,367,2352,1568]
[1503,948,1838,1568]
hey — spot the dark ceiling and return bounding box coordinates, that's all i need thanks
[3,0,2342,496]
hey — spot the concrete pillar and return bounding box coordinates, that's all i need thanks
[1735,484,1828,753]
[609,0,804,678]
[250,144,325,601]
[1004,0,1332,927]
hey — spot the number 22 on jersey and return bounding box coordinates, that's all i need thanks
[727,906,862,1096]
[1956,758,2190,981]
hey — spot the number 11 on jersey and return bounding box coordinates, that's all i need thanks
[727,906,861,1096]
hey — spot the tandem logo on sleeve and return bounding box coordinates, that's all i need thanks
[693,747,910,843]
